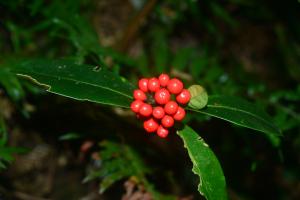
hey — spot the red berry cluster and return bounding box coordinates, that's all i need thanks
[130,74,191,138]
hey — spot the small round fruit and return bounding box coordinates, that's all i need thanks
[138,78,148,92]
[161,115,174,128]
[154,88,171,105]
[139,103,153,117]
[167,78,183,94]
[152,106,165,119]
[157,125,169,138]
[148,78,160,92]
[143,118,159,133]
[158,74,170,87]
[173,106,186,121]
[130,100,143,113]
[164,101,178,115]
[133,89,147,101]
[176,89,191,104]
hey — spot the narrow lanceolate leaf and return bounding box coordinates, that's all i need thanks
[188,95,282,137]
[13,59,135,108]
[177,126,227,200]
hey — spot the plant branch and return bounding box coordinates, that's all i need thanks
[118,0,158,52]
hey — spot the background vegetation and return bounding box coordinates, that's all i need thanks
[0,0,299,199]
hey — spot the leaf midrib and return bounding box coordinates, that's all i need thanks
[188,104,280,135]
[206,104,278,132]
[17,70,133,100]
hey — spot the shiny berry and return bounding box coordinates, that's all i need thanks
[158,74,170,87]
[157,125,169,138]
[144,118,159,133]
[138,78,148,92]
[154,88,171,105]
[164,101,178,115]
[148,78,160,92]
[176,89,191,104]
[139,103,153,117]
[130,100,143,113]
[167,78,183,94]
[133,89,147,101]
[152,106,165,119]
[173,106,186,121]
[161,115,174,128]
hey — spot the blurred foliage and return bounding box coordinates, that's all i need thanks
[84,141,175,199]
[0,115,25,169]
[0,68,24,102]
[0,0,300,199]
[84,141,150,193]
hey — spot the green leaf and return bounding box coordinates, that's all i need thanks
[0,145,27,168]
[0,161,7,170]
[177,125,227,200]
[59,132,81,141]
[188,95,282,138]
[13,59,135,108]
[0,68,25,102]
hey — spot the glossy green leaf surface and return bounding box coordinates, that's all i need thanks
[13,59,135,108]
[189,95,281,137]
[177,125,227,200]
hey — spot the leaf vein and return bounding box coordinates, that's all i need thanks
[207,104,278,131]
[17,71,133,100]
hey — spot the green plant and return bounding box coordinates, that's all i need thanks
[83,141,174,199]
[11,58,281,200]
[1,0,299,199]
[0,115,25,170]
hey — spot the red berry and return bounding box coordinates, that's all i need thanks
[164,101,178,115]
[161,115,174,128]
[154,88,171,105]
[148,78,160,92]
[176,89,191,104]
[139,103,153,117]
[138,78,148,92]
[173,106,186,121]
[133,89,147,101]
[152,106,165,119]
[157,125,169,138]
[167,78,183,94]
[158,74,170,87]
[130,100,143,113]
[144,118,159,133]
